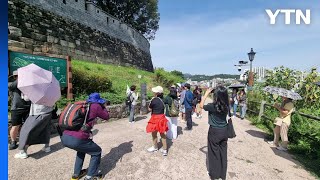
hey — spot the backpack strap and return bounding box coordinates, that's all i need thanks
[156,97,165,107]
[170,96,174,108]
[128,92,133,102]
[82,103,91,126]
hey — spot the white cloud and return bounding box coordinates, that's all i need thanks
[150,7,320,74]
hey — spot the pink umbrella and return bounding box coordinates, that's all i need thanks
[17,63,61,106]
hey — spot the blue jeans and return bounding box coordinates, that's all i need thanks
[129,104,135,122]
[61,135,102,176]
[240,104,247,118]
[233,104,238,116]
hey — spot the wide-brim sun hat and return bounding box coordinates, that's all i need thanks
[152,86,163,93]
[87,92,106,104]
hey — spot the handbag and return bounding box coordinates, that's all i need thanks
[227,107,236,138]
[227,118,236,138]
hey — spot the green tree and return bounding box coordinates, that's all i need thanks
[95,0,160,40]
[264,66,298,90]
[297,68,320,109]
[171,70,185,80]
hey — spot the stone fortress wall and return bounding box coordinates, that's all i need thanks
[8,0,154,71]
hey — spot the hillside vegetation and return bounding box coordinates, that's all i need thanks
[57,60,184,107]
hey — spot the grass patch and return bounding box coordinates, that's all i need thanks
[56,60,183,107]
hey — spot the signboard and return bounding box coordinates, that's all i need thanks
[9,51,68,87]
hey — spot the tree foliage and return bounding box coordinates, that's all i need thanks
[187,74,239,81]
[94,0,160,40]
[264,66,298,90]
[296,68,320,109]
[171,70,185,80]
[263,66,320,110]
[155,68,184,88]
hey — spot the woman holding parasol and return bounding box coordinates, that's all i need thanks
[264,86,302,151]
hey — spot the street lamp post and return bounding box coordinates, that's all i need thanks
[247,48,256,89]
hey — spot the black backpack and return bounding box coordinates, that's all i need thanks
[126,92,133,106]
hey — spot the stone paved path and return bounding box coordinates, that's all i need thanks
[8,101,317,180]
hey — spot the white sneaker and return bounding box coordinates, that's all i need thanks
[147,146,158,152]
[276,145,288,151]
[267,141,279,147]
[267,141,274,145]
[14,152,28,159]
[42,146,51,153]
[159,149,168,156]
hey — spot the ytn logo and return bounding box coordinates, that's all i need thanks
[266,9,311,25]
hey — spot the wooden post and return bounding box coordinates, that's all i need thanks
[258,100,266,122]
[66,56,73,99]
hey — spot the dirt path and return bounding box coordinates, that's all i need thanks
[8,102,317,180]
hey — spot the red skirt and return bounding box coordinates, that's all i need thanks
[146,114,169,133]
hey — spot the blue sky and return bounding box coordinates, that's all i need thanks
[150,0,320,75]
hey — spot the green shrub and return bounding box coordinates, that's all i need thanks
[155,68,184,88]
[72,66,112,95]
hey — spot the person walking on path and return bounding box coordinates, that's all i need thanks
[192,86,200,118]
[8,70,31,150]
[62,93,110,180]
[14,96,53,159]
[146,86,169,156]
[179,84,186,122]
[238,89,247,120]
[230,89,239,117]
[183,83,194,130]
[127,85,139,123]
[200,86,230,180]
[268,96,294,151]
[164,86,179,140]
[195,88,203,119]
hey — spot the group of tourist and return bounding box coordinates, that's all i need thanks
[9,70,296,180]
[230,88,247,119]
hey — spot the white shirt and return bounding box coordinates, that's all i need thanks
[22,95,53,115]
[128,91,139,105]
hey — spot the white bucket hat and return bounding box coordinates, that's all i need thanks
[152,86,163,93]
[13,70,18,76]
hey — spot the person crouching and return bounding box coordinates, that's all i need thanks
[62,93,110,180]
